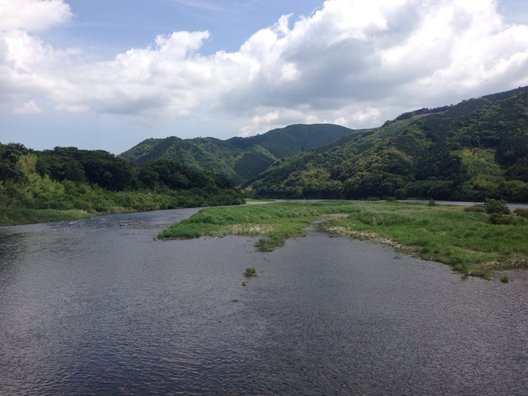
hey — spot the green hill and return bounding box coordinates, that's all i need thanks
[120,124,354,184]
[250,87,528,202]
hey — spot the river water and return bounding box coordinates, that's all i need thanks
[0,209,527,395]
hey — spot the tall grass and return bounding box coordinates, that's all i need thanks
[160,201,528,278]
[160,201,361,251]
[0,207,92,225]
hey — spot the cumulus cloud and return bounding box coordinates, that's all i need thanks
[13,99,42,114]
[1,0,528,136]
[0,0,72,31]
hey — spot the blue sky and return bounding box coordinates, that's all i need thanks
[1,0,528,153]
[52,1,324,55]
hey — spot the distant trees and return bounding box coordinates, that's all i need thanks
[0,143,27,182]
[0,143,243,212]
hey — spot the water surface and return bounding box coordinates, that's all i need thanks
[1,209,527,394]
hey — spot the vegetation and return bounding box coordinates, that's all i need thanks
[160,201,528,278]
[484,199,510,214]
[0,207,92,226]
[250,87,528,203]
[0,143,244,225]
[515,208,528,218]
[120,124,353,184]
[159,201,361,251]
[244,267,257,277]
[464,205,486,213]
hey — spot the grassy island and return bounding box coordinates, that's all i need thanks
[160,201,528,278]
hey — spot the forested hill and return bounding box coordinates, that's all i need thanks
[250,86,528,203]
[120,124,354,184]
[0,145,243,215]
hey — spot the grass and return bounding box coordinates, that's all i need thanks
[159,201,362,251]
[0,207,93,226]
[159,201,528,279]
[244,267,257,277]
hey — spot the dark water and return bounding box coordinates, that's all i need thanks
[1,209,527,395]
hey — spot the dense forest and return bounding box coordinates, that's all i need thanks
[0,144,244,215]
[249,87,528,203]
[120,124,354,184]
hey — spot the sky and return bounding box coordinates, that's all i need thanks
[1,0,528,154]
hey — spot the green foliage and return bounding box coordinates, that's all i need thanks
[244,267,257,277]
[0,207,91,225]
[0,143,244,225]
[160,201,528,277]
[0,143,27,182]
[514,208,528,218]
[501,275,509,283]
[484,199,510,214]
[489,214,509,224]
[250,87,528,202]
[160,201,361,250]
[121,124,353,185]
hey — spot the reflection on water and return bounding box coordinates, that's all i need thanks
[0,208,527,395]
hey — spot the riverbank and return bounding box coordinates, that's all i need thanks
[159,201,528,278]
[0,193,244,226]
[0,207,94,225]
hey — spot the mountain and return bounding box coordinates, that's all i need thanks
[120,124,354,184]
[250,87,528,203]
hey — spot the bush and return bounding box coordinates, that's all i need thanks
[514,208,528,218]
[484,199,510,215]
[489,214,524,225]
[244,267,257,277]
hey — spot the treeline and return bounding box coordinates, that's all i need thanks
[0,144,244,214]
[251,87,528,202]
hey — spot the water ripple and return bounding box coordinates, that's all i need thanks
[0,209,527,394]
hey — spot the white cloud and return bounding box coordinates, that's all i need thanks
[13,99,42,114]
[0,0,71,32]
[1,0,528,137]
[334,108,381,128]
[239,108,319,136]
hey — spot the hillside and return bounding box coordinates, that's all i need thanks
[250,87,528,202]
[0,144,243,222]
[120,124,354,184]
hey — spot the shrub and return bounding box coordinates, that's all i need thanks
[484,199,510,215]
[489,214,523,225]
[244,267,257,277]
[500,275,509,283]
[514,208,528,218]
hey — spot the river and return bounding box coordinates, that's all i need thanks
[1,208,527,395]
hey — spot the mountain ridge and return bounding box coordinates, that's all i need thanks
[249,86,528,202]
[120,124,355,184]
